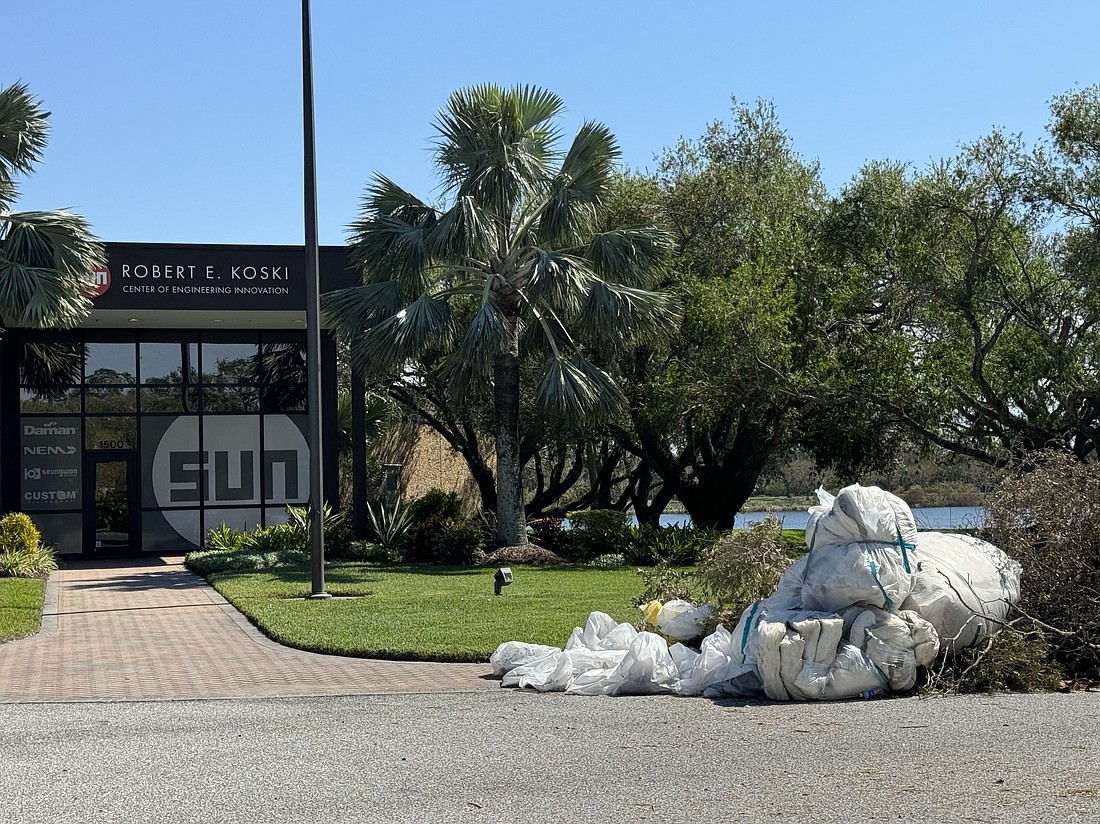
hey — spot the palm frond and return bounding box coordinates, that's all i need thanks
[524,248,593,315]
[588,226,672,286]
[434,84,560,211]
[574,279,680,350]
[0,83,50,209]
[345,291,454,377]
[535,354,624,423]
[428,195,495,264]
[19,340,83,387]
[394,292,454,349]
[539,121,619,246]
[442,301,506,393]
[0,209,102,328]
[522,305,575,360]
[348,174,440,294]
[322,280,404,334]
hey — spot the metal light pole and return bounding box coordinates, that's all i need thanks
[302,0,329,598]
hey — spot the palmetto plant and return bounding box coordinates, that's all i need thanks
[325,84,675,547]
[0,82,103,332]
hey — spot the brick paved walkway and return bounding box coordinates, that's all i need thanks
[0,557,497,702]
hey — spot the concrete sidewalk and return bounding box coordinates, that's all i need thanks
[0,557,496,702]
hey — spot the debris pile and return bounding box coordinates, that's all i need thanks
[491,485,1021,699]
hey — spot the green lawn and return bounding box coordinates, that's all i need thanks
[207,562,643,662]
[0,578,46,643]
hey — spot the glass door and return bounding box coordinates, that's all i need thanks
[84,452,139,555]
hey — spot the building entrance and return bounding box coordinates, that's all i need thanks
[84,451,139,554]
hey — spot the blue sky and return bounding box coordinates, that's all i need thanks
[4,1,1098,246]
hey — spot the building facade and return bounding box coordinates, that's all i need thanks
[0,242,356,556]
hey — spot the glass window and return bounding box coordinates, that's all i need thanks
[20,340,83,387]
[140,341,199,384]
[85,386,136,414]
[85,416,137,450]
[143,509,201,552]
[260,383,306,413]
[201,386,259,413]
[202,339,259,384]
[29,513,82,555]
[141,415,200,508]
[204,508,263,536]
[20,387,81,413]
[85,341,136,385]
[139,385,200,414]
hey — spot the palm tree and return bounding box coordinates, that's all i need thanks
[325,84,675,547]
[1,82,103,334]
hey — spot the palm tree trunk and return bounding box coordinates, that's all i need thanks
[493,318,526,546]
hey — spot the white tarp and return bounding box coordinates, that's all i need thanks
[492,485,1022,700]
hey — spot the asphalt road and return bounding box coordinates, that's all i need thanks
[2,690,1097,824]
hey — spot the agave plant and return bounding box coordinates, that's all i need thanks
[366,499,415,563]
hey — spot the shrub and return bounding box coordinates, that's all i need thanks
[986,449,1100,681]
[185,548,309,576]
[285,504,352,556]
[527,516,572,556]
[206,523,244,551]
[366,499,414,563]
[565,509,631,561]
[408,489,464,524]
[637,559,698,605]
[242,524,301,553]
[695,516,792,619]
[0,512,41,552]
[430,521,485,565]
[0,512,57,579]
[624,524,720,566]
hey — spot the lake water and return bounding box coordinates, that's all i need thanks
[657,506,986,532]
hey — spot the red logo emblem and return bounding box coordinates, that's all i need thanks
[89,265,111,298]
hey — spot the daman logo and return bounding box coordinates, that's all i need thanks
[24,422,78,436]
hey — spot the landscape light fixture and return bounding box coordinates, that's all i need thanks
[494,567,513,596]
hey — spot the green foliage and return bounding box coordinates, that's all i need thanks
[623,524,720,566]
[565,509,632,560]
[185,548,309,577]
[695,516,792,618]
[0,512,56,579]
[527,516,571,557]
[285,504,353,556]
[0,82,105,331]
[366,499,415,563]
[241,524,301,553]
[205,523,244,551]
[0,512,41,552]
[408,488,465,524]
[324,83,674,547]
[430,522,485,566]
[637,560,698,605]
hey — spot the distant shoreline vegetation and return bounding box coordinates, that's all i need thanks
[664,483,987,515]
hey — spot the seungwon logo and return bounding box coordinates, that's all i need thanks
[88,265,111,298]
[25,467,41,480]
